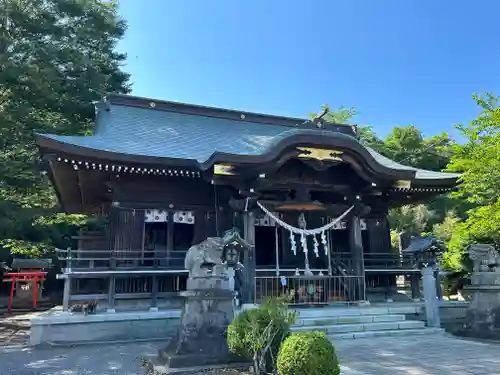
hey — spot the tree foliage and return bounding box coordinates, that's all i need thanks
[311,104,358,124]
[0,0,130,260]
[388,204,435,234]
[319,94,500,273]
[0,0,495,285]
[316,104,457,232]
[440,94,500,271]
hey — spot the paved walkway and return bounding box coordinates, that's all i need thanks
[0,334,499,375]
[336,334,500,375]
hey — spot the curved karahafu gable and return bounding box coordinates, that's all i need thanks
[35,94,460,212]
[36,94,459,183]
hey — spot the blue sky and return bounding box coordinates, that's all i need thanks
[116,0,500,139]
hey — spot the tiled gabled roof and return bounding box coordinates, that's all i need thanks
[37,98,460,182]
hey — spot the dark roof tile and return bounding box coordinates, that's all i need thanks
[39,103,460,181]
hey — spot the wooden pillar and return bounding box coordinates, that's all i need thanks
[306,212,324,270]
[348,215,366,301]
[243,211,256,304]
[217,206,234,235]
[151,275,158,310]
[366,218,384,254]
[411,273,421,299]
[348,216,364,276]
[281,212,299,269]
[166,211,174,266]
[373,217,397,298]
[192,210,209,245]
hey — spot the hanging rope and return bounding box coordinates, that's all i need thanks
[256,202,355,236]
[256,202,355,262]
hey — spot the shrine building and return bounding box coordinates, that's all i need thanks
[36,94,460,311]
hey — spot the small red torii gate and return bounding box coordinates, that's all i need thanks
[2,271,47,313]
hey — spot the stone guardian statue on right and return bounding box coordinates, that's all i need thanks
[463,243,500,339]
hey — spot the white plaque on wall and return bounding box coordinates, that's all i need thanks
[144,210,195,224]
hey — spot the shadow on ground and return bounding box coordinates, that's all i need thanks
[1,335,500,375]
[1,341,167,375]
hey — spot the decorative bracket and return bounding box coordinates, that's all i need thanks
[296,147,343,162]
[393,180,412,189]
[213,164,236,176]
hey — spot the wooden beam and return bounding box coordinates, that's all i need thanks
[167,211,174,265]
[49,159,83,212]
[348,215,366,301]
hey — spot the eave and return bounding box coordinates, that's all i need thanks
[36,132,457,187]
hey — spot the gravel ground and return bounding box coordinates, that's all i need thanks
[0,326,29,346]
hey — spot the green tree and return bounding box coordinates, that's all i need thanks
[442,93,500,270]
[433,211,461,244]
[383,126,454,171]
[313,104,458,236]
[357,125,387,151]
[381,125,460,235]
[388,204,435,236]
[0,0,130,258]
[448,93,500,206]
[311,104,358,124]
[310,104,387,150]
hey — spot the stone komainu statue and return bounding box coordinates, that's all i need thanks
[184,237,225,278]
[469,244,500,272]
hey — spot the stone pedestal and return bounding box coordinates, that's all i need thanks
[155,276,243,373]
[463,272,500,339]
[462,244,500,339]
[422,266,440,328]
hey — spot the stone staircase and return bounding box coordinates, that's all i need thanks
[291,304,444,340]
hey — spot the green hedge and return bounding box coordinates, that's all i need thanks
[277,331,340,375]
[227,298,295,373]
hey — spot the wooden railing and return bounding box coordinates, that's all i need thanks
[57,248,417,272]
[363,252,417,271]
[63,269,188,311]
[329,252,417,272]
[56,247,419,310]
[56,248,189,270]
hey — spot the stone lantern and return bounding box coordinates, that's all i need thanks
[151,228,251,374]
[404,235,445,269]
[221,228,251,295]
[404,235,446,328]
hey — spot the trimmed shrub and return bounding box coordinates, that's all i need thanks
[227,297,295,373]
[277,331,340,375]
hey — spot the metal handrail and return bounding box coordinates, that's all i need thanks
[254,274,366,305]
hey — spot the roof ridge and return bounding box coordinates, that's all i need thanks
[104,93,359,135]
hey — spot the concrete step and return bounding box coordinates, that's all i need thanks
[295,314,406,327]
[293,319,425,334]
[328,327,445,340]
[289,304,437,340]
[294,304,422,319]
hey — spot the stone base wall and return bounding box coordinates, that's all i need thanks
[405,301,468,331]
[30,310,181,346]
[440,302,468,332]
